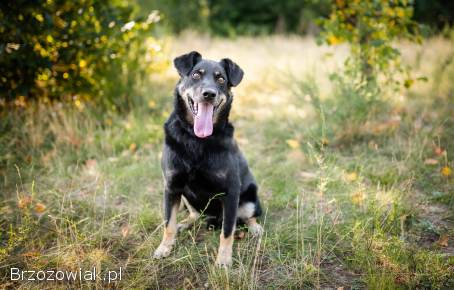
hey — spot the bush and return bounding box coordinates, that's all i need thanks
[319,0,421,86]
[305,0,424,143]
[0,0,165,109]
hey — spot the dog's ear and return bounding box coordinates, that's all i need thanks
[174,51,202,77]
[220,58,244,87]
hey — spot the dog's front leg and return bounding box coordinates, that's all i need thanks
[154,191,181,258]
[216,190,239,266]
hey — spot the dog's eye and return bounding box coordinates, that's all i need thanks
[217,77,225,84]
[192,72,201,80]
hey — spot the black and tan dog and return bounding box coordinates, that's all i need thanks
[153,51,263,266]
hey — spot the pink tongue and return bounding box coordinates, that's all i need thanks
[194,102,214,138]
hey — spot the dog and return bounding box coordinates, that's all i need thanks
[153,51,263,266]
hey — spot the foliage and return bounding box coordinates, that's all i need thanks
[137,0,210,34]
[319,0,422,85]
[141,0,331,36]
[207,0,330,36]
[313,0,425,139]
[0,0,165,109]
[414,0,454,31]
[141,0,451,37]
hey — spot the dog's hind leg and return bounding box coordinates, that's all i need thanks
[238,203,264,237]
[238,183,264,237]
[177,196,200,232]
[245,216,263,237]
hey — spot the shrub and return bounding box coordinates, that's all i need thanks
[0,0,165,109]
[305,0,424,142]
[319,0,422,87]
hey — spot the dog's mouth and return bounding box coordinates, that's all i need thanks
[188,98,224,116]
[188,98,198,116]
[188,97,224,138]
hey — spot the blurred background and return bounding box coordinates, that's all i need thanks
[1,0,453,107]
[1,1,453,289]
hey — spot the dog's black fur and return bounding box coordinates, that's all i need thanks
[161,51,262,240]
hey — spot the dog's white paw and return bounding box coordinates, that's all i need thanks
[153,243,173,259]
[215,253,232,267]
[177,223,190,232]
[248,223,264,237]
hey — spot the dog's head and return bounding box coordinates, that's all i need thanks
[174,51,243,138]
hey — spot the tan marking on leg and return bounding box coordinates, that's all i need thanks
[246,217,264,237]
[182,196,199,219]
[216,232,235,266]
[178,196,200,231]
[154,201,180,258]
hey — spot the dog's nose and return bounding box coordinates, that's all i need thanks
[202,89,217,101]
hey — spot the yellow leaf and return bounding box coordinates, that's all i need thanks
[35,14,44,22]
[345,172,358,182]
[18,196,32,209]
[62,72,69,79]
[335,0,345,8]
[74,99,84,111]
[441,166,452,177]
[79,59,87,68]
[286,139,300,149]
[22,251,40,258]
[161,111,170,118]
[327,34,342,45]
[39,48,48,57]
[129,143,137,152]
[437,234,449,247]
[34,202,46,213]
[351,191,366,205]
[33,42,42,52]
[148,100,156,109]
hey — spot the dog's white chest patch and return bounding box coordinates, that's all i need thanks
[237,202,255,220]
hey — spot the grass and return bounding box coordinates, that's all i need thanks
[1,34,453,289]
